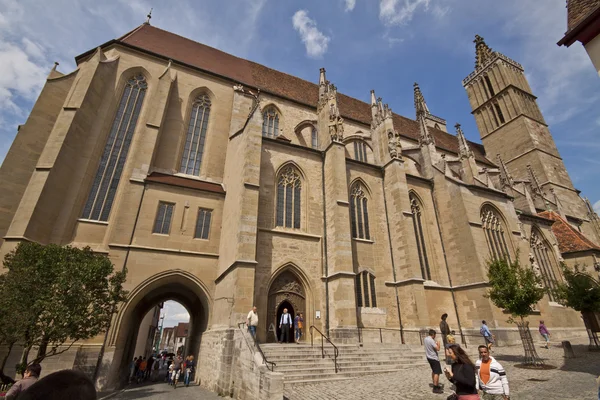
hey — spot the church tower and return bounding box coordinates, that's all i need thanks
[462,35,590,223]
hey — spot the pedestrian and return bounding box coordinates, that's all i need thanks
[17,370,96,400]
[134,355,142,380]
[137,357,147,383]
[480,320,495,352]
[475,345,509,400]
[172,354,183,388]
[539,320,550,349]
[5,364,41,400]
[151,356,160,382]
[146,355,154,379]
[294,312,304,344]
[279,308,293,343]
[129,357,137,383]
[444,331,457,366]
[184,355,195,387]
[424,329,444,394]
[440,313,451,363]
[247,306,259,339]
[444,344,479,399]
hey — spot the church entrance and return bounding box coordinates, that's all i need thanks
[267,270,305,343]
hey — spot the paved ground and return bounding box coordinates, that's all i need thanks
[107,338,600,399]
[109,381,222,400]
[283,337,600,400]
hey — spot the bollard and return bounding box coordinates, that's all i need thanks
[562,340,576,358]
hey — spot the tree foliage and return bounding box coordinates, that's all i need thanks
[553,264,600,313]
[0,242,128,368]
[486,255,545,319]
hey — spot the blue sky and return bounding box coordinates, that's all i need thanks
[1,0,599,212]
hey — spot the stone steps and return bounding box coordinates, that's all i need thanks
[261,343,428,386]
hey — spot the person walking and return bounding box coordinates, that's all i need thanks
[279,308,293,343]
[129,357,137,383]
[247,306,259,339]
[444,344,479,399]
[424,329,444,394]
[137,357,147,383]
[172,354,183,388]
[480,320,495,352]
[5,364,41,400]
[146,355,154,379]
[475,345,509,400]
[184,355,195,387]
[294,312,304,344]
[539,320,551,349]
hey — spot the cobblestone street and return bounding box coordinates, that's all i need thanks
[283,338,600,400]
[109,381,222,400]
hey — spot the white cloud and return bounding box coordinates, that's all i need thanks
[379,0,431,26]
[162,301,190,328]
[344,0,356,12]
[292,10,330,58]
[594,200,600,214]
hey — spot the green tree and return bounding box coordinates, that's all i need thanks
[487,255,545,365]
[0,242,128,372]
[553,264,600,349]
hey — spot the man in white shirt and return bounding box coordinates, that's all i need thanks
[247,306,258,338]
[424,329,443,394]
[476,345,510,400]
[279,308,293,343]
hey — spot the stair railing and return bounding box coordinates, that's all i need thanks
[309,325,339,373]
[237,322,276,371]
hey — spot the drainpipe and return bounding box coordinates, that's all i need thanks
[94,182,147,384]
[429,181,465,346]
[381,166,404,344]
[321,152,330,336]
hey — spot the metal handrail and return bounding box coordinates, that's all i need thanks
[309,325,339,373]
[357,326,404,344]
[237,322,276,371]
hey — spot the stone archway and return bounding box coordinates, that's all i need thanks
[97,270,211,390]
[267,270,305,343]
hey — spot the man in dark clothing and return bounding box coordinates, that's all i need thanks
[279,308,293,343]
[146,356,154,379]
[440,313,451,364]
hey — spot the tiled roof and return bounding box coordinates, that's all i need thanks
[567,0,600,32]
[175,322,189,337]
[145,172,225,194]
[538,210,600,254]
[95,24,495,166]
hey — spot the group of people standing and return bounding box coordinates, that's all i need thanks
[429,315,553,398]
[246,306,304,344]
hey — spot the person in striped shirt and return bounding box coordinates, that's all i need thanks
[475,345,510,400]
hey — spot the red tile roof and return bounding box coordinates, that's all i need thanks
[81,24,495,166]
[145,172,225,194]
[538,211,600,254]
[567,0,600,32]
[175,322,189,338]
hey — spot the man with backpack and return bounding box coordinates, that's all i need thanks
[481,320,495,353]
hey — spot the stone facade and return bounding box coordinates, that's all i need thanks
[0,24,599,397]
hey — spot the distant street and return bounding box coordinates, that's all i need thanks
[108,381,222,400]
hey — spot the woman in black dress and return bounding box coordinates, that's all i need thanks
[443,344,480,399]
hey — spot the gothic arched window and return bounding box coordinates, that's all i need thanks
[262,107,280,138]
[410,193,431,280]
[82,74,147,221]
[276,165,301,229]
[355,271,377,308]
[180,94,212,176]
[530,229,559,301]
[353,141,368,162]
[350,183,370,240]
[481,205,511,262]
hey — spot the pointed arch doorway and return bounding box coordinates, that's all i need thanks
[267,270,306,343]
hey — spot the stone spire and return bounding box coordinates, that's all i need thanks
[413,82,429,118]
[527,164,543,198]
[319,68,327,100]
[474,35,495,68]
[317,68,344,142]
[455,123,473,159]
[414,83,434,146]
[496,154,514,188]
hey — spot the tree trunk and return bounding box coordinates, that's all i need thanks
[0,342,14,371]
[19,346,31,377]
[582,312,600,351]
[517,317,543,365]
[35,337,49,363]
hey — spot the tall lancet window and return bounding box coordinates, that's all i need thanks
[262,107,280,138]
[410,193,431,280]
[82,74,147,221]
[350,183,370,240]
[180,94,212,176]
[530,229,559,301]
[311,127,318,149]
[276,165,301,229]
[481,205,512,262]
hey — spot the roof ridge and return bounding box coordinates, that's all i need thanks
[540,210,600,251]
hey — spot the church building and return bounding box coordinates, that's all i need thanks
[0,22,599,393]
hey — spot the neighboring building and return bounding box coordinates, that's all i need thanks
[159,327,175,353]
[174,322,190,355]
[0,22,599,393]
[558,0,600,75]
[133,304,161,358]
